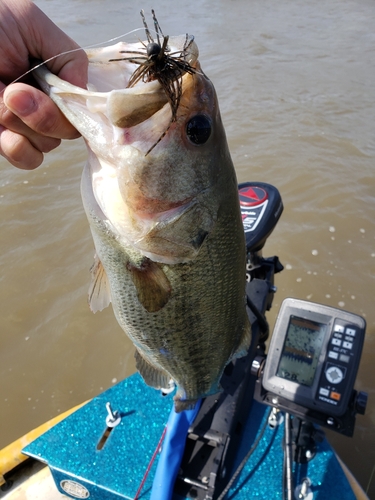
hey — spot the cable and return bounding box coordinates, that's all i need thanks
[216,408,272,500]
[246,295,269,339]
[283,413,294,500]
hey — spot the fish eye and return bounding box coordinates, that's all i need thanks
[186,115,212,145]
[147,42,161,58]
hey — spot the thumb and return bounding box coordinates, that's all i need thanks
[25,2,88,88]
[3,83,80,140]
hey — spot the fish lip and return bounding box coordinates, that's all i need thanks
[86,35,199,91]
[35,34,199,96]
[34,36,199,134]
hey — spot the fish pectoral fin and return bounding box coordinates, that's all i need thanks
[134,349,171,390]
[127,258,171,312]
[88,254,111,313]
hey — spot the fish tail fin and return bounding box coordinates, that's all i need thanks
[134,348,171,390]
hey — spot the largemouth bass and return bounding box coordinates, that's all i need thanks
[35,14,251,412]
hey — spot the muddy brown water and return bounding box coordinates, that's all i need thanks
[1,0,374,496]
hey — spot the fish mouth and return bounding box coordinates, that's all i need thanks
[87,35,199,129]
[34,35,199,155]
[36,35,198,124]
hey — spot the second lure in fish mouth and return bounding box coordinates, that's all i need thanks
[34,11,251,412]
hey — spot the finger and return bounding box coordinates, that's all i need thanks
[0,2,88,87]
[0,125,60,170]
[27,2,88,88]
[3,83,80,140]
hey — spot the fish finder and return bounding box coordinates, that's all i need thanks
[256,298,367,435]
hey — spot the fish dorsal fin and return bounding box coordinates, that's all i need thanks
[134,348,171,390]
[127,258,171,312]
[88,254,111,313]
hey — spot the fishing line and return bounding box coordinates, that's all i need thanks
[133,424,168,500]
[3,26,161,88]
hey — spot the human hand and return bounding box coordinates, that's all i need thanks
[0,0,88,169]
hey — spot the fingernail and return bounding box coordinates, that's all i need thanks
[4,90,37,117]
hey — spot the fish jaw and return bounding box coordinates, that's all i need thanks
[35,37,220,264]
[34,36,199,152]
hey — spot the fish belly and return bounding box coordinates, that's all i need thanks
[82,165,250,411]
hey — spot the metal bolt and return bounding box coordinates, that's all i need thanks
[161,379,175,396]
[269,408,284,429]
[300,481,308,497]
[298,477,312,499]
[105,402,121,427]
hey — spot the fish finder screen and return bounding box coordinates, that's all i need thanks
[276,316,326,387]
